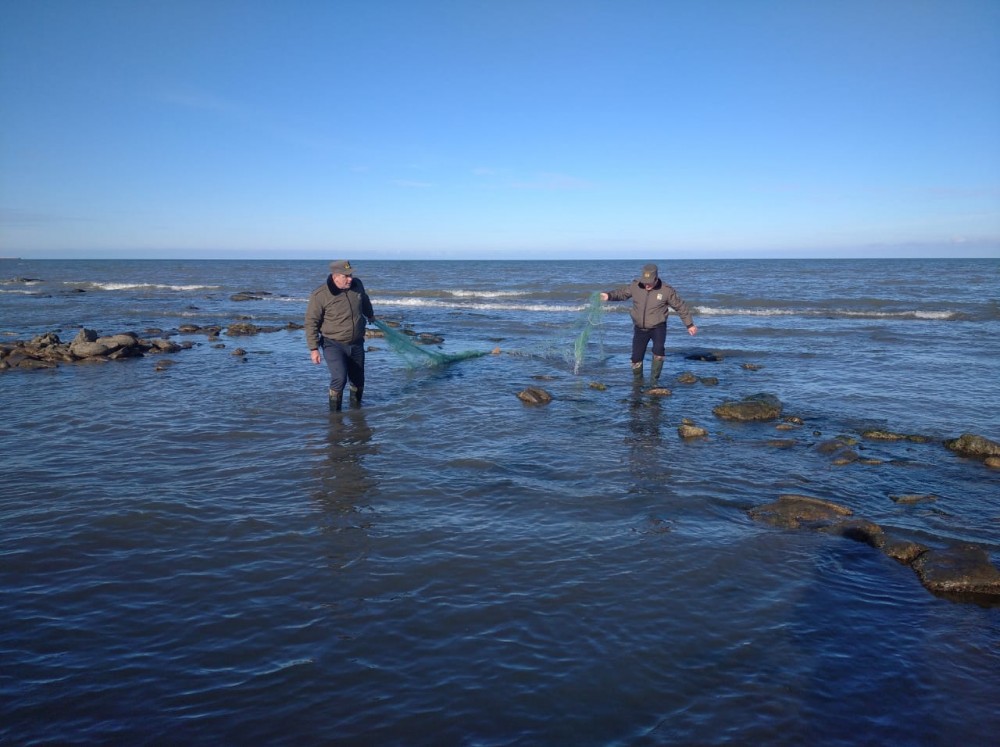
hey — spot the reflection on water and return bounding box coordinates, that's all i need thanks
[312,409,378,570]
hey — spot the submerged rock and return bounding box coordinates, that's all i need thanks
[912,544,1000,604]
[944,433,1000,460]
[713,393,782,422]
[517,387,552,405]
[678,424,708,439]
[748,494,852,529]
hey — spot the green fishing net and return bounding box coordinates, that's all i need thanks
[372,320,491,368]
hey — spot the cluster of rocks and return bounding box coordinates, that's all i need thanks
[515,361,1000,605]
[0,329,188,370]
[748,494,1000,605]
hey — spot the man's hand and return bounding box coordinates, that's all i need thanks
[310,349,322,365]
[687,325,698,336]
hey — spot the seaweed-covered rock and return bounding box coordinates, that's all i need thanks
[678,424,708,439]
[517,387,552,405]
[944,433,1000,460]
[911,544,1000,604]
[713,393,782,422]
[748,494,852,529]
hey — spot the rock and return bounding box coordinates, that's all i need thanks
[517,387,552,405]
[154,359,177,371]
[226,322,260,336]
[765,439,797,449]
[944,433,1000,460]
[987,457,1000,469]
[820,518,885,549]
[741,363,763,371]
[862,429,932,443]
[646,386,672,396]
[589,382,607,391]
[230,291,272,301]
[418,333,445,344]
[713,393,782,422]
[889,493,938,505]
[150,338,182,353]
[911,544,1000,603]
[178,324,202,333]
[882,536,928,565]
[678,424,708,439]
[685,350,722,362]
[699,377,719,386]
[748,494,852,529]
[676,371,698,384]
[232,348,247,356]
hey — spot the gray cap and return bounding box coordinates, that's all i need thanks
[640,263,658,285]
[329,260,354,275]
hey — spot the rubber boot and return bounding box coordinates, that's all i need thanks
[349,385,363,407]
[632,361,643,383]
[651,357,664,383]
[328,388,343,412]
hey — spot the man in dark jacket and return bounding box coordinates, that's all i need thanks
[306,260,375,410]
[600,263,698,384]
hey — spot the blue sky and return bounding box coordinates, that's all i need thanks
[2,0,998,259]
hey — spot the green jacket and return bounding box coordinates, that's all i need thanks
[606,279,694,330]
[305,276,374,349]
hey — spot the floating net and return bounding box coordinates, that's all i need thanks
[572,292,606,374]
[372,320,491,368]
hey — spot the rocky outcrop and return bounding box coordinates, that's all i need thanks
[517,387,552,405]
[713,393,782,422]
[945,433,1000,460]
[748,493,1000,606]
[0,329,187,371]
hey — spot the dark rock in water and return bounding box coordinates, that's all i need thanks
[748,494,852,529]
[713,393,782,422]
[226,322,260,336]
[678,424,708,439]
[765,439,797,449]
[230,291,272,301]
[418,333,445,344]
[890,493,939,505]
[862,429,932,443]
[741,362,763,371]
[944,433,1000,460]
[589,382,607,391]
[517,387,552,405]
[820,518,886,548]
[154,359,177,371]
[232,348,247,357]
[178,324,202,333]
[646,387,672,397]
[685,350,723,362]
[676,371,698,384]
[699,376,719,386]
[882,536,929,565]
[911,544,1000,604]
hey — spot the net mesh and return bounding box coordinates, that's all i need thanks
[372,320,491,368]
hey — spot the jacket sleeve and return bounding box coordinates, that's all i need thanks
[605,284,633,302]
[304,293,322,350]
[362,290,374,322]
[664,286,694,327]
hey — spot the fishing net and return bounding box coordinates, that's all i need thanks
[572,292,606,374]
[372,320,491,368]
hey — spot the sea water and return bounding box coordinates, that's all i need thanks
[1,257,999,745]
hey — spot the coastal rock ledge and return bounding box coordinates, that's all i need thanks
[0,329,184,370]
[748,494,1000,606]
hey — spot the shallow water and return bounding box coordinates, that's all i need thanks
[2,258,999,744]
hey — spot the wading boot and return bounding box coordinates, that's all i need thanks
[651,357,664,384]
[632,361,643,384]
[349,385,363,407]
[328,388,343,412]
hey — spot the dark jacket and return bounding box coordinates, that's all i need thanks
[606,278,694,330]
[305,276,374,349]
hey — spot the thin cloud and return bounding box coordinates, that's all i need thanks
[391,179,434,189]
[509,172,593,190]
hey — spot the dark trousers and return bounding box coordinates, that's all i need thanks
[321,337,365,393]
[631,324,666,363]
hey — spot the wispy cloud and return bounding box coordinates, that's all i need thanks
[392,179,434,189]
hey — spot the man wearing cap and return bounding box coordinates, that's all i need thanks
[305,260,375,410]
[599,263,698,384]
